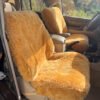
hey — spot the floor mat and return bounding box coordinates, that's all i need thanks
[85,86,100,100]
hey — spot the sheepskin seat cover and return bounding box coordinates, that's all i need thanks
[41,7,89,52]
[65,34,89,52]
[5,11,90,100]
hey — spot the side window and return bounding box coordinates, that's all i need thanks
[21,0,31,10]
[31,0,46,11]
[62,0,100,19]
[22,0,62,11]
[22,0,46,11]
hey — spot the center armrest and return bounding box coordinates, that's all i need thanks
[51,34,66,52]
[58,33,71,37]
[51,34,66,44]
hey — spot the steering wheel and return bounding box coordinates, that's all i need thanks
[84,14,100,31]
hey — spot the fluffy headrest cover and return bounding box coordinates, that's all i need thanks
[41,7,68,34]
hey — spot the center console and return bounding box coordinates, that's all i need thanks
[85,45,100,88]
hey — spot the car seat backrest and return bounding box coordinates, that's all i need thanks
[5,11,54,81]
[41,7,68,34]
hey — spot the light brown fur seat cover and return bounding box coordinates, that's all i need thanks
[65,34,89,52]
[5,11,90,100]
[41,7,89,52]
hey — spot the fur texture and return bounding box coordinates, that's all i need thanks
[5,11,54,81]
[41,7,68,34]
[5,11,90,100]
[65,34,89,52]
[41,7,89,52]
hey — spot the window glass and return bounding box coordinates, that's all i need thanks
[22,0,62,11]
[62,0,100,19]
[31,0,62,11]
[31,0,46,11]
[22,0,30,10]
[22,0,46,11]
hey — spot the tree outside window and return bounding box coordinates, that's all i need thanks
[62,0,100,19]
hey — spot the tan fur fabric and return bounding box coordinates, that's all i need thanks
[5,11,90,100]
[41,7,68,34]
[41,7,89,52]
[65,34,89,52]
[5,11,54,81]
[32,52,90,100]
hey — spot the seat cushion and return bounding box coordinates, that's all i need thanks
[65,34,89,52]
[41,7,68,34]
[32,52,90,100]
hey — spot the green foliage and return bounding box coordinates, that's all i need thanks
[62,0,100,19]
[22,0,100,19]
[22,0,31,10]
[22,0,46,11]
[31,0,46,11]
[67,9,92,19]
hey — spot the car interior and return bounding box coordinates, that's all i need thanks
[0,0,100,100]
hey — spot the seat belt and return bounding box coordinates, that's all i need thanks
[0,1,21,100]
